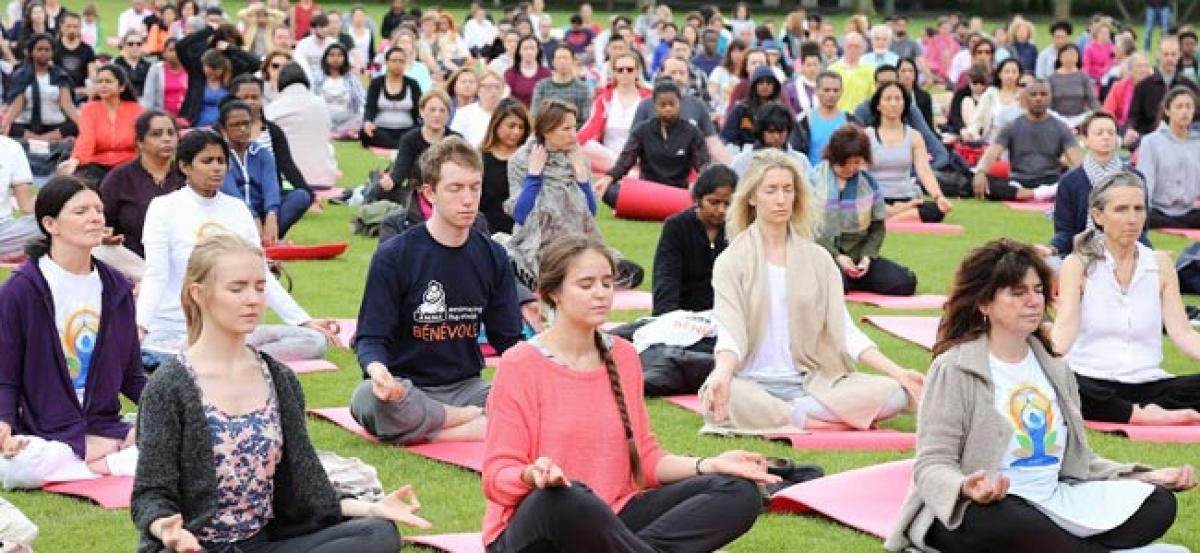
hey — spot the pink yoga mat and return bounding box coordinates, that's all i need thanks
[288,359,339,374]
[611,290,652,311]
[1084,421,1200,443]
[884,221,964,235]
[41,475,134,510]
[1155,228,1200,241]
[308,407,485,472]
[769,459,914,539]
[370,147,398,159]
[406,533,485,553]
[1002,200,1054,212]
[313,187,346,201]
[662,395,916,451]
[845,292,947,310]
[862,316,939,351]
[335,319,358,347]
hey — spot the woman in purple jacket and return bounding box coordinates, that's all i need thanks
[0,175,146,489]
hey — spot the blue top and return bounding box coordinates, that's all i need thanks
[1051,165,1150,255]
[221,142,281,217]
[512,174,596,224]
[809,110,847,161]
[196,83,227,128]
[354,224,523,386]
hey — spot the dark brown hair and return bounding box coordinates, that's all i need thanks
[481,98,531,153]
[532,98,579,142]
[536,235,644,489]
[933,239,1055,356]
[823,124,873,165]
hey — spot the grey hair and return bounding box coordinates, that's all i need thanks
[1073,170,1146,272]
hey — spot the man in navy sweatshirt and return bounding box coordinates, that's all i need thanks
[351,136,522,445]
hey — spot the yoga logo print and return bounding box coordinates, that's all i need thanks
[414,280,448,324]
[194,220,231,241]
[62,307,100,390]
[1007,384,1061,467]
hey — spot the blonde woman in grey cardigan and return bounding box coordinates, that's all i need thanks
[887,239,1195,552]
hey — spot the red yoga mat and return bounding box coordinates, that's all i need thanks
[287,359,339,374]
[612,178,693,222]
[406,533,486,553]
[862,316,940,351]
[844,292,947,310]
[41,475,134,510]
[307,407,485,472]
[884,221,965,235]
[264,242,349,261]
[1084,421,1200,443]
[661,395,916,451]
[612,290,653,311]
[1155,228,1200,241]
[1002,200,1054,213]
[769,459,914,539]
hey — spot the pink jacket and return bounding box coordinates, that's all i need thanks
[577,85,652,145]
[923,34,959,79]
[1083,42,1115,83]
[1103,75,1136,126]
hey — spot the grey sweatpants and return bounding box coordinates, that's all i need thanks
[350,376,489,445]
[0,216,39,258]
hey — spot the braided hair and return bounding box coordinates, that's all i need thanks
[537,235,644,489]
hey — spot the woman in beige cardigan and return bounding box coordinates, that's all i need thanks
[887,239,1195,552]
[700,149,920,435]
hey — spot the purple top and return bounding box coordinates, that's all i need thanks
[504,66,551,109]
[0,258,146,457]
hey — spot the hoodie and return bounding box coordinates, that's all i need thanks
[720,66,783,148]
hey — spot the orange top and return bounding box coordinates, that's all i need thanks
[481,338,667,545]
[73,100,143,168]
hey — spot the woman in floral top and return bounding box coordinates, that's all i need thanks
[132,233,431,553]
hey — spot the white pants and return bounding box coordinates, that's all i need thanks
[0,436,138,490]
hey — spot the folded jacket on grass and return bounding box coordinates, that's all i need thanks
[307,407,484,472]
[661,395,916,451]
[883,221,964,235]
[41,475,134,510]
[769,459,914,539]
[861,316,940,351]
[406,532,486,553]
[1084,421,1200,443]
[844,292,947,310]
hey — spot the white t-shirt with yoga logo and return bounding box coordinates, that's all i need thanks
[991,350,1153,537]
[39,256,102,404]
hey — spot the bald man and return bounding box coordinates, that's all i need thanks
[828,32,875,111]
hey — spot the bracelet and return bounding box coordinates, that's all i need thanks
[695,456,707,476]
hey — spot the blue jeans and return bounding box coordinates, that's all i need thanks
[277,188,313,238]
[1146,6,1172,50]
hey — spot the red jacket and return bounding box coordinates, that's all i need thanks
[577,85,651,145]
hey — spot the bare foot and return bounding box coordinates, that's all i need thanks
[433,415,486,442]
[1131,404,1200,425]
[443,404,483,427]
[803,418,856,431]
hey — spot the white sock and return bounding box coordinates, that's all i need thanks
[1033,183,1059,201]
[103,446,139,477]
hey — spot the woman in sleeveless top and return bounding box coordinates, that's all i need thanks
[868,81,953,224]
[1052,171,1200,426]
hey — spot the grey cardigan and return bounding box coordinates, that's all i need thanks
[885,335,1150,552]
[131,353,346,552]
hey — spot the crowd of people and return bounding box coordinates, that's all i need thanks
[0,0,1199,551]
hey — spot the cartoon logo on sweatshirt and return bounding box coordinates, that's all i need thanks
[413,280,448,323]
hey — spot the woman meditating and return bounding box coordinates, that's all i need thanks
[810,125,919,296]
[137,130,339,364]
[1052,171,1200,425]
[1135,87,1200,230]
[867,81,953,224]
[651,164,736,316]
[57,64,143,185]
[133,233,425,553]
[886,238,1195,552]
[482,234,776,552]
[700,149,920,436]
[479,99,531,235]
[0,175,145,489]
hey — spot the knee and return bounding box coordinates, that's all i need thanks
[1138,485,1178,538]
[357,517,403,553]
[523,484,613,523]
[297,327,328,359]
[700,475,766,519]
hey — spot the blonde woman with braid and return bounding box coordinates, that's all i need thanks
[482,235,776,552]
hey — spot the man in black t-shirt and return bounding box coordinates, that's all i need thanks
[54,12,95,101]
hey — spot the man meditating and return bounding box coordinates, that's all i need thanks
[351,136,523,444]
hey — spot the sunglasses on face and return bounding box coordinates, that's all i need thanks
[976,49,992,54]
[614,66,636,73]
[126,41,143,47]
[269,62,283,69]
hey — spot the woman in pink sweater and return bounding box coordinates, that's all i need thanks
[482,235,777,552]
[1083,25,1116,85]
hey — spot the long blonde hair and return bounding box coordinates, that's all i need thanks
[726,149,816,240]
[181,233,265,346]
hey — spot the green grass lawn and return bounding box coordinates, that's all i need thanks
[1,4,1195,552]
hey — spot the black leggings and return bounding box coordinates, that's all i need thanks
[360,125,409,149]
[884,198,945,223]
[925,485,1177,552]
[488,475,764,553]
[199,517,401,553]
[1147,208,1200,229]
[1076,373,1200,423]
[842,256,918,296]
[984,175,1058,201]
[9,120,78,138]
